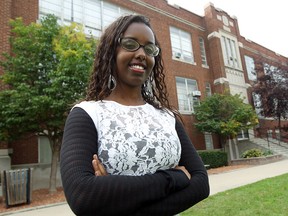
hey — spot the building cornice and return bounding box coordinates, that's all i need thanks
[243,45,285,65]
[129,0,205,31]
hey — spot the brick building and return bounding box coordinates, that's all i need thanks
[1,0,287,170]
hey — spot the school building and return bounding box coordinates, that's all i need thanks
[1,0,287,172]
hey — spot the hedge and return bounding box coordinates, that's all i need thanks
[198,150,228,169]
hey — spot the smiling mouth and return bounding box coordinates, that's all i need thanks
[129,64,145,72]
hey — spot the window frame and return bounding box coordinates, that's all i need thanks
[220,34,242,69]
[169,26,195,64]
[175,76,199,114]
[199,37,208,67]
[39,0,134,38]
[244,55,256,81]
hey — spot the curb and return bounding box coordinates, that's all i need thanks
[0,202,67,216]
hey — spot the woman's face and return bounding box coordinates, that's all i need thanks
[115,22,156,89]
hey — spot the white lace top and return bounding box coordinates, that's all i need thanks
[74,100,181,176]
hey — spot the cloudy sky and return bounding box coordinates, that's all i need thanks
[167,0,288,57]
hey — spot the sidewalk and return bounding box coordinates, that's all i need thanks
[1,159,288,216]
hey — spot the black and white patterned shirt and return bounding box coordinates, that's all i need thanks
[74,100,181,176]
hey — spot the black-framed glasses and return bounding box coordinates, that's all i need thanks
[118,38,160,57]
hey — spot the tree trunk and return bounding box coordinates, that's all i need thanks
[49,140,61,194]
[228,138,234,160]
[278,114,281,143]
[234,138,240,159]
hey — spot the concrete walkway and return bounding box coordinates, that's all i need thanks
[1,159,288,216]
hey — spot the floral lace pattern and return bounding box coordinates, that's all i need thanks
[75,101,181,176]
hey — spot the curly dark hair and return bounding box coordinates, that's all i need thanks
[86,14,178,116]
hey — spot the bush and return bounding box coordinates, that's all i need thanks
[198,150,228,168]
[241,148,263,158]
[263,149,274,156]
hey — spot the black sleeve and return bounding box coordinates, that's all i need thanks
[60,108,190,216]
[134,119,210,215]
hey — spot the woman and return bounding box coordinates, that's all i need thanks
[60,14,209,216]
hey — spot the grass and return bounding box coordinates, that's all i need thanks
[182,173,288,216]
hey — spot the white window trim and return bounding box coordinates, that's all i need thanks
[220,31,242,70]
[175,77,199,114]
[170,26,195,64]
[199,37,208,67]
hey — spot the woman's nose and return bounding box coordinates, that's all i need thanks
[135,47,146,60]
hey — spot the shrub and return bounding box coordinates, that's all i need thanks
[241,148,263,158]
[198,150,228,168]
[263,149,274,156]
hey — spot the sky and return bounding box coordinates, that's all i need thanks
[167,0,288,57]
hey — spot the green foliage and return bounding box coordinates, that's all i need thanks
[198,151,228,168]
[241,148,263,158]
[194,93,258,138]
[263,149,274,156]
[241,148,273,158]
[0,15,97,142]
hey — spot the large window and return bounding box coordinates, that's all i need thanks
[205,82,212,97]
[252,92,262,116]
[170,27,194,63]
[204,133,214,150]
[38,136,52,164]
[175,77,199,113]
[244,55,256,81]
[221,35,240,69]
[39,0,133,37]
[199,37,208,67]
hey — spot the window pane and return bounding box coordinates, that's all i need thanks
[221,35,240,69]
[176,77,198,112]
[39,0,133,38]
[244,56,256,81]
[38,136,52,163]
[205,82,212,96]
[170,27,194,63]
[204,133,213,150]
[199,37,208,66]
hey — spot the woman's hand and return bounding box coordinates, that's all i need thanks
[175,166,191,180]
[92,154,108,176]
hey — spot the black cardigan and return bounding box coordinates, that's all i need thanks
[60,107,209,216]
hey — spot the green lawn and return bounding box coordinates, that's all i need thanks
[182,173,288,216]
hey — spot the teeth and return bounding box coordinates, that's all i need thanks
[131,65,144,70]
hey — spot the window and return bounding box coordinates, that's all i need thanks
[204,133,214,150]
[252,92,262,116]
[39,0,133,37]
[244,55,256,81]
[169,27,194,63]
[237,130,249,140]
[38,136,52,164]
[175,77,199,113]
[221,35,240,68]
[199,37,208,67]
[205,82,212,97]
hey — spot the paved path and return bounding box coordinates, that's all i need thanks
[1,159,288,216]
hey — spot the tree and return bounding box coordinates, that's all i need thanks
[194,93,258,159]
[252,60,288,134]
[0,15,97,193]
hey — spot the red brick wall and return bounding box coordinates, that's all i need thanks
[0,0,39,157]
[11,134,38,164]
[0,0,13,78]
[12,0,39,24]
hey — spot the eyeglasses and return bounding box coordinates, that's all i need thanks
[118,38,160,57]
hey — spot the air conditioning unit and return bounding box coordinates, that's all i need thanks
[192,90,201,97]
[175,52,181,59]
